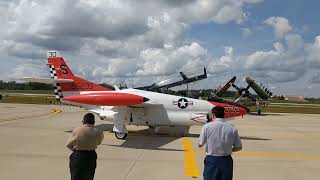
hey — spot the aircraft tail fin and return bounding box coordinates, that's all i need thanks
[47,51,112,101]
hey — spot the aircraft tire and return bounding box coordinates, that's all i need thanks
[258,109,261,115]
[115,132,127,140]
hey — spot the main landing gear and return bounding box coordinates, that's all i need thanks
[114,132,128,139]
[257,109,261,115]
[113,122,128,140]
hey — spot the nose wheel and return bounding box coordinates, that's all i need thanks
[115,132,128,139]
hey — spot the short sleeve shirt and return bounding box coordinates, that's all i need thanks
[199,118,242,156]
[66,124,104,151]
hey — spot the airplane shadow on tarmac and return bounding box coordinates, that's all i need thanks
[96,124,186,151]
[65,124,270,151]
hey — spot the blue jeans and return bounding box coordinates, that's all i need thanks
[203,155,233,180]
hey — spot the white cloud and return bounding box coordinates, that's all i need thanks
[241,28,252,37]
[306,36,320,68]
[137,42,209,76]
[1,1,320,97]
[311,73,320,83]
[208,33,320,84]
[2,0,259,80]
[264,16,293,38]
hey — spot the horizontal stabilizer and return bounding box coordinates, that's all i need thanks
[21,77,74,84]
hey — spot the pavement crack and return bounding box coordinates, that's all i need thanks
[124,150,144,180]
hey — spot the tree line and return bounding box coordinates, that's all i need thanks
[0,81,53,90]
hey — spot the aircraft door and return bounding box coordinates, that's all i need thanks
[128,107,149,126]
[167,111,192,126]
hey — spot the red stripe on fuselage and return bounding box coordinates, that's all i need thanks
[209,101,248,118]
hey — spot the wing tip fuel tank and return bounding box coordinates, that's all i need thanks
[62,92,148,106]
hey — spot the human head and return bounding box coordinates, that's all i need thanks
[211,106,225,118]
[83,113,95,125]
[207,113,213,122]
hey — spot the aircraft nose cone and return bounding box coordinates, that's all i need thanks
[245,76,253,84]
[240,106,250,115]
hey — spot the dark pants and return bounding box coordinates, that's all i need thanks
[69,150,97,180]
[203,155,233,180]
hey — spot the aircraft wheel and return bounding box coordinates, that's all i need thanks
[115,132,127,140]
[257,109,261,115]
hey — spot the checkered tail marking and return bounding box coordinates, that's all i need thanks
[49,65,63,101]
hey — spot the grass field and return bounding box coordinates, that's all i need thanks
[0,93,58,105]
[249,105,320,114]
[0,90,53,94]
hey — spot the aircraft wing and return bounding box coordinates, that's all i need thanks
[21,77,74,84]
[136,67,207,91]
[215,76,236,97]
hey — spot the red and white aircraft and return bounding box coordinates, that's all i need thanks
[24,51,248,139]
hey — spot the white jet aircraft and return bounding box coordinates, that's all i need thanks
[24,51,248,139]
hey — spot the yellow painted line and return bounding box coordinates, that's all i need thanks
[194,149,320,159]
[182,138,200,178]
[104,131,114,136]
[0,108,62,123]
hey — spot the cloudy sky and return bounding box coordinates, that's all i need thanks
[1,0,320,97]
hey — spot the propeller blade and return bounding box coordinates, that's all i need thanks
[231,83,242,91]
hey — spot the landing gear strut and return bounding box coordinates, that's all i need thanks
[114,132,128,140]
[257,109,261,115]
[113,122,128,140]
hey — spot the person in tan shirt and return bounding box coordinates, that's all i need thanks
[66,113,104,180]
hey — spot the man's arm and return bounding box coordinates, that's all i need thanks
[97,131,104,145]
[198,126,206,148]
[66,129,77,151]
[232,128,242,152]
[232,146,242,152]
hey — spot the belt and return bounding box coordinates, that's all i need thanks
[206,155,231,158]
[73,150,96,153]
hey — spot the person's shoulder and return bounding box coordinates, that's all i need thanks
[74,125,83,131]
[227,123,239,132]
[223,121,237,129]
[204,122,214,128]
[93,127,103,134]
[72,126,83,135]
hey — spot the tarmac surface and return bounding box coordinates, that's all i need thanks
[0,103,320,180]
